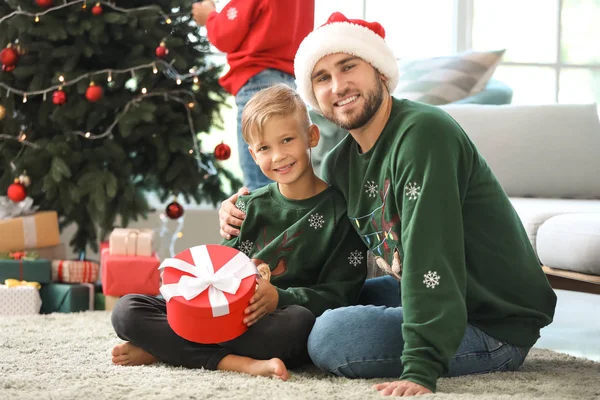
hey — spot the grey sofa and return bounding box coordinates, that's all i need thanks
[442,103,600,294]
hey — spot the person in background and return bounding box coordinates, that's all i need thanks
[192,0,315,191]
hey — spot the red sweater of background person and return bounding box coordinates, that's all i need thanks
[206,0,315,96]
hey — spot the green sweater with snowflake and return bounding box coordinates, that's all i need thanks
[321,98,557,392]
[221,183,367,317]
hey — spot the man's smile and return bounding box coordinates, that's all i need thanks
[335,95,359,107]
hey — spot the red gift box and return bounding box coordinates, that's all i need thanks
[101,248,161,296]
[159,245,258,344]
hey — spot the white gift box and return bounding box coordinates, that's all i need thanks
[0,285,42,315]
[109,228,155,257]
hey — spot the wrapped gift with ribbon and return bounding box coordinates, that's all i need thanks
[159,245,258,344]
[101,248,161,296]
[0,210,60,253]
[39,282,96,313]
[0,279,42,315]
[109,228,155,257]
[52,260,99,283]
[0,251,52,284]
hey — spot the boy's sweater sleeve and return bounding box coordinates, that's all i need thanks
[276,217,368,317]
[205,0,262,53]
[395,112,473,392]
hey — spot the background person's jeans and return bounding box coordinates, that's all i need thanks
[310,275,530,379]
[235,69,295,191]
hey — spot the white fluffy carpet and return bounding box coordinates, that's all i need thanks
[1,311,599,400]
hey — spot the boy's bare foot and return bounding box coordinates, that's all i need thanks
[248,358,289,380]
[218,355,289,381]
[111,342,157,366]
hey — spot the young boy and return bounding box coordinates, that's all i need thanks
[110,84,367,381]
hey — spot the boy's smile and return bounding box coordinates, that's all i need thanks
[273,162,296,175]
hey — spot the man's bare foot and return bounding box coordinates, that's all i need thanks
[111,342,157,366]
[218,355,289,380]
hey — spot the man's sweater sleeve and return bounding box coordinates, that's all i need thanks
[276,216,368,317]
[395,112,474,392]
[205,0,262,53]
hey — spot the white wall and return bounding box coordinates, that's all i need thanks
[60,208,221,261]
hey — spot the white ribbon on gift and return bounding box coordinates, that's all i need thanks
[158,246,257,317]
[22,215,38,249]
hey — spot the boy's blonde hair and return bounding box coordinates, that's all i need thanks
[241,84,311,144]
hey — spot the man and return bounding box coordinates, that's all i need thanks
[219,12,557,397]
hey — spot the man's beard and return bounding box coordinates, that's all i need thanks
[324,74,385,131]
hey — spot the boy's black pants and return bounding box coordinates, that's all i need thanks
[111,294,315,370]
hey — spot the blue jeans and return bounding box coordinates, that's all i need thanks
[309,275,530,379]
[235,69,296,191]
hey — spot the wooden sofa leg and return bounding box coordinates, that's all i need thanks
[542,266,600,295]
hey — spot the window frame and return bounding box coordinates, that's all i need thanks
[324,0,599,103]
[457,0,600,103]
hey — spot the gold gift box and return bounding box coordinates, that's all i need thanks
[109,228,155,257]
[0,211,60,253]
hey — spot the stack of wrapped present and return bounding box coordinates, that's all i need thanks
[0,199,102,315]
[101,228,161,310]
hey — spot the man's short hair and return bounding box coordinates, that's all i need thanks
[241,84,311,144]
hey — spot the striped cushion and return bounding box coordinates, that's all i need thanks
[393,50,505,105]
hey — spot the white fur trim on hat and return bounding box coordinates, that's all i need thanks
[294,22,398,114]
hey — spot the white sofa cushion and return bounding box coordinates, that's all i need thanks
[536,214,600,276]
[441,104,600,199]
[510,198,600,254]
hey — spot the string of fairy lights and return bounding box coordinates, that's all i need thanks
[0,0,175,25]
[0,58,218,176]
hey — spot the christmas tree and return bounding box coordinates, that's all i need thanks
[0,0,240,254]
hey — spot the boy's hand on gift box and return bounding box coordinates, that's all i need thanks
[243,278,278,326]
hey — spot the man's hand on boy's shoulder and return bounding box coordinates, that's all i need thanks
[243,278,278,326]
[219,187,250,239]
[192,0,216,27]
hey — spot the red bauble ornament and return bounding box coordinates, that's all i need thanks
[214,142,231,161]
[166,201,184,219]
[0,47,19,67]
[91,3,103,15]
[155,42,169,58]
[2,64,15,73]
[35,0,54,8]
[7,180,27,203]
[52,89,67,105]
[85,83,103,102]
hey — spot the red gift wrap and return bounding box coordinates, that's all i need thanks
[101,248,161,296]
[52,260,99,283]
[159,245,258,344]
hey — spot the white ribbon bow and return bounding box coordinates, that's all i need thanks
[158,246,257,317]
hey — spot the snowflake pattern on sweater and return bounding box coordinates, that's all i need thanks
[226,7,238,20]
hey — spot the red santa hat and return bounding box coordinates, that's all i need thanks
[294,12,399,114]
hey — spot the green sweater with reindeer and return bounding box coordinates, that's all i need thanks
[221,183,367,317]
[321,98,557,392]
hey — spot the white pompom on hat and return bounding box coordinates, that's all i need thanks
[294,12,399,114]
